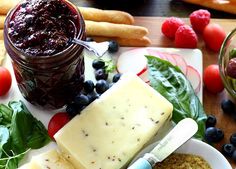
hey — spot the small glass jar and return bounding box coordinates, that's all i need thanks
[219,28,236,99]
[4,0,86,109]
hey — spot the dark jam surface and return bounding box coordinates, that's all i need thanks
[8,0,78,56]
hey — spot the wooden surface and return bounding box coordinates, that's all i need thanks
[134,16,236,168]
[71,0,236,18]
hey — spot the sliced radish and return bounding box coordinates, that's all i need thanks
[138,68,149,83]
[146,48,167,60]
[117,48,148,76]
[186,65,201,94]
[171,54,188,75]
[162,52,177,66]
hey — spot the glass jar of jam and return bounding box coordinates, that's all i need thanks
[4,0,86,109]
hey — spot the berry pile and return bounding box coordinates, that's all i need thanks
[66,59,121,117]
[161,9,226,52]
[205,99,236,161]
[205,115,224,143]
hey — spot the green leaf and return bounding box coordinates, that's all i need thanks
[0,104,13,127]
[27,120,51,149]
[9,101,34,154]
[0,126,9,158]
[104,60,116,73]
[146,55,207,140]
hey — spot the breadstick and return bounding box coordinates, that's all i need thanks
[0,30,3,40]
[183,0,236,15]
[0,0,18,15]
[85,20,148,39]
[0,40,6,65]
[0,16,6,29]
[78,7,134,25]
[92,36,151,47]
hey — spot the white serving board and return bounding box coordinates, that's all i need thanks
[0,47,202,166]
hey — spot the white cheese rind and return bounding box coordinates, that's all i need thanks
[29,149,74,169]
[55,73,173,169]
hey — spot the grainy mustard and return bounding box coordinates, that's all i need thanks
[154,153,212,169]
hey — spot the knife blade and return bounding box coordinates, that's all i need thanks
[128,118,198,169]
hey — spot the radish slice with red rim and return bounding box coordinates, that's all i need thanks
[146,48,167,60]
[138,68,149,83]
[117,48,148,76]
[186,65,201,94]
[171,54,188,75]
[162,52,177,66]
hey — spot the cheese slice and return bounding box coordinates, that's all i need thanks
[18,149,75,169]
[55,73,173,169]
[18,163,30,169]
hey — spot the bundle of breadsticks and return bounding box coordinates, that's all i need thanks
[78,7,151,47]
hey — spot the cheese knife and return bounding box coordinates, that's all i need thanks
[128,118,198,169]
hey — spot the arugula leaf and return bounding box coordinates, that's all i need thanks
[146,55,207,139]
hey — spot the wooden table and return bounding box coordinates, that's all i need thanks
[134,16,236,168]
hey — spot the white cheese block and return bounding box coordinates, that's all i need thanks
[54,73,173,169]
[28,149,74,169]
[18,163,30,169]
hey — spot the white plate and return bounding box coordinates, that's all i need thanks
[0,47,203,166]
[130,138,232,169]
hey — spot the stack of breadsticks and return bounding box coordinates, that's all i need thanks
[79,7,151,46]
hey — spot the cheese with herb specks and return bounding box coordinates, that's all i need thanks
[18,149,75,169]
[55,73,173,169]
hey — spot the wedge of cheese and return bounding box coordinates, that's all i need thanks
[18,149,74,169]
[55,73,173,169]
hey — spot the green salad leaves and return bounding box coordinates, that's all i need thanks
[146,55,207,140]
[0,101,50,169]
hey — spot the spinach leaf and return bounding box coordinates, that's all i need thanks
[0,104,13,128]
[8,101,51,151]
[146,55,207,139]
[0,126,9,158]
[0,101,50,168]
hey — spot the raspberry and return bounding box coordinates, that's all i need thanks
[190,9,211,33]
[175,25,198,48]
[161,17,185,39]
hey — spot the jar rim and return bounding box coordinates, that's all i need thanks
[218,28,236,97]
[4,0,85,60]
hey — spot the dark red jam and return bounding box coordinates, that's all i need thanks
[8,0,78,56]
[4,0,86,109]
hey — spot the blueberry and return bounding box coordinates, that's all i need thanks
[95,69,108,80]
[112,73,122,83]
[87,91,99,102]
[205,127,224,143]
[222,144,234,157]
[83,80,94,93]
[74,94,90,106]
[86,37,94,42]
[221,99,235,114]
[66,103,78,117]
[96,80,110,94]
[216,128,224,141]
[92,59,105,70]
[232,150,236,162]
[205,115,217,128]
[108,40,119,53]
[230,133,236,146]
